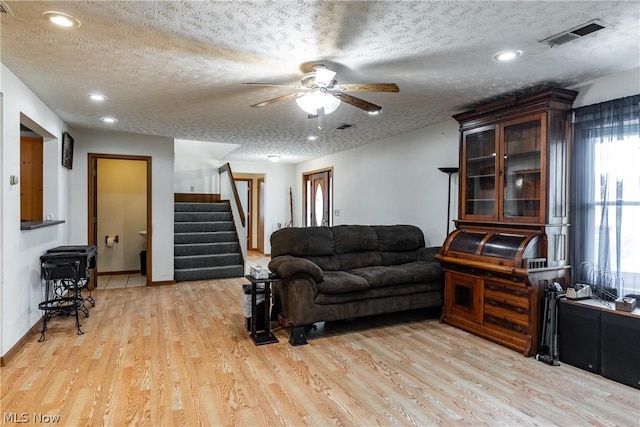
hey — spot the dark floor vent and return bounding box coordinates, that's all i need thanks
[540,19,608,47]
[0,1,14,15]
[336,123,353,130]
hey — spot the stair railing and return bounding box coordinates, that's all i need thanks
[218,163,247,269]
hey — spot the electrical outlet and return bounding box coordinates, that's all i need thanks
[334,209,340,216]
[190,185,195,192]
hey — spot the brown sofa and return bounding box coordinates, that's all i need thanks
[268,225,444,345]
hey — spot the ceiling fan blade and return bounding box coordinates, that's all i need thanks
[315,67,337,86]
[250,92,305,108]
[336,83,399,92]
[335,93,382,113]
[242,82,303,89]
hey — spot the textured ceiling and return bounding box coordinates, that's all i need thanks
[1,1,639,163]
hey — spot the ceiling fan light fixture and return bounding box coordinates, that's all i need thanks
[296,90,341,115]
[367,110,381,116]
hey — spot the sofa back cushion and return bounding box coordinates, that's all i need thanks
[270,224,426,270]
[270,226,334,258]
[373,225,425,251]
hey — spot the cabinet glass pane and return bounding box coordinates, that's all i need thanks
[465,129,496,216]
[503,120,541,218]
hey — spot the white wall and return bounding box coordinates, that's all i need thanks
[1,65,69,356]
[228,161,296,255]
[295,120,461,247]
[570,67,640,107]
[67,127,175,283]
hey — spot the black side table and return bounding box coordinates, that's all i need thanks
[244,275,280,345]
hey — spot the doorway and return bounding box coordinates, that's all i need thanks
[88,153,152,287]
[303,168,333,227]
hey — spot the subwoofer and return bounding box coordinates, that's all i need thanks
[558,301,601,373]
[601,311,640,389]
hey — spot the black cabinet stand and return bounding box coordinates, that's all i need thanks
[244,275,279,345]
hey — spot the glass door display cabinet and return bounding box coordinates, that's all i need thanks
[436,88,577,357]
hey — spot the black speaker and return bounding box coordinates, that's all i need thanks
[558,301,601,373]
[601,311,640,389]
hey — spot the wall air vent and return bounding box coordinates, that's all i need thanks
[540,19,608,47]
[0,0,14,15]
[335,123,353,130]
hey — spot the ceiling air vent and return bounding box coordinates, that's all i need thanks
[540,19,608,47]
[0,1,14,15]
[335,123,353,130]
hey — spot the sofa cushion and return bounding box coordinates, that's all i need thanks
[333,225,378,254]
[315,281,443,304]
[380,251,418,266]
[270,227,334,257]
[349,265,414,288]
[373,225,425,252]
[396,261,444,283]
[317,271,370,294]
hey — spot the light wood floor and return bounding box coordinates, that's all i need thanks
[1,254,638,426]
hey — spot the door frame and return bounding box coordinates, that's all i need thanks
[88,153,152,286]
[302,167,333,227]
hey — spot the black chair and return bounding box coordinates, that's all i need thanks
[38,254,86,341]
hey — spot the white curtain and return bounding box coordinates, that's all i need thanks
[570,94,640,298]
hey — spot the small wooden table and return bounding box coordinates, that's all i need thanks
[244,275,280,345]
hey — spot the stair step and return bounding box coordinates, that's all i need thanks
[174,231,237,244]
[174,221,235,233]
[175,265,244,282]
[174,202,231,213]
[174,242,239,256]
[174,253,242,269]
[175,211,232,222]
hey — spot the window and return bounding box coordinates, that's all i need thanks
[571,94,640,297]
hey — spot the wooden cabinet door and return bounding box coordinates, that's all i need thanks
[460,125,498,221]
[499,114,546,223]
[445,271,483,325]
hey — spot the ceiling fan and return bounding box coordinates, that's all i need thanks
[242,65,399,120]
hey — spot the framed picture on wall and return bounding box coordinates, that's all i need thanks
[62,131,74,169]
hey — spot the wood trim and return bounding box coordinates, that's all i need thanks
[218,163,246,227]
[174,193,220,203]
[88,153,152,286]
[0,319,44,366]
[97,270,141,276]
[148,280,176,286]
[302,166,333,227]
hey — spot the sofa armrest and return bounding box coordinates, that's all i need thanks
[417,246,441,262]
[268,255,324,282]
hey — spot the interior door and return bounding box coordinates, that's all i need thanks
[304,169,331,227]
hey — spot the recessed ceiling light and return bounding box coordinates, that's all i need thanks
[493,50,523,62]
[43,11,81,28]
[88,93,107,102]
[367,110,381,116]
[267,155,280,162]
[100,117,118,124]
[307,135,317,141]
